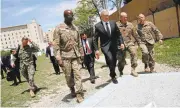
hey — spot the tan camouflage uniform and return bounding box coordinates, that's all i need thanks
[137,21,163,70]
[18,42,39,91]
[116,21,141,72]
[53,23,83,94]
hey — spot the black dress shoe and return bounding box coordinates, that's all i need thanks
[11,83,18,86]
[90,79,95,84]
[112,78,118,84]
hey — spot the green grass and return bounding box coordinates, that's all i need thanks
[1,55,65,107]
[137,38,180,67]
[154,38,180,67]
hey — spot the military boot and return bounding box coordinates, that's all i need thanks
[76,93,84,103]
[70,87,76,98]
[150,67,156,73]
[30,90,35,98]
[131,67,138,77]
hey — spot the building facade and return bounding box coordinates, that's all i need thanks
[0,20,45,51]
[43,28,55,43]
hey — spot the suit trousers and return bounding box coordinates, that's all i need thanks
[103,47,117,78]
[50,56,60,74]
[84,54,95,78]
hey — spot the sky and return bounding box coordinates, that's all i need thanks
[1,0,123,32]
[1,0,78,31]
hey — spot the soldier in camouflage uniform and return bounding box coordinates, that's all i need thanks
[137,14,163,72]
[18,37,39,97]
[53,10,84,103]
[116,12,141,77]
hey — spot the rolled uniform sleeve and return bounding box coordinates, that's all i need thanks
[31,42,39,52]
[150,22,163,40]
[132,25,142,44]
[53,27,61,59]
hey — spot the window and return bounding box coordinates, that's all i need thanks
[27,31,29,33]
[9,37,10,40]
[12,33,13,35]
[34,26,36,28]
[16,33,17,35]
[4,34,5,37]
[5,38,6,40]
[19,32,21,34]
[6,42,7,44]
[8,34,9,36]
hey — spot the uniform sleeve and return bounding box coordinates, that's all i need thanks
[150,22,163,40]
[131,24,142,44]
[77,32,83,56]
[53,27,61,58]
[31,42,39,52]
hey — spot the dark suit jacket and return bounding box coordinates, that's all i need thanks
[46,46,53,57]
[93,21,124,54]
[81,38,95,57]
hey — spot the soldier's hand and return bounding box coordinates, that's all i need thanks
[56,56,64,67]
[95,51,100,60]
[28,39,32,43]
[120,44,125,50]
[159,40,163,44]
[11,64,15,68]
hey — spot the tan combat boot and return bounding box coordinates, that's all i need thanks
[70,87,76,98]
[76,93,84,103]
[131,67,138,77]
[150,67,156,73]
[30,90,35,98]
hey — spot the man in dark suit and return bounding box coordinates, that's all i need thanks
[93,10,125,84]
[46,42,60,75]
[81,33,96,84]
[10,49,22,86]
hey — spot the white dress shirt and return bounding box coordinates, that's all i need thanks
[10,54,16,66]
[82,39,92,55]
[102,21,111,35]
[50,46,54,56]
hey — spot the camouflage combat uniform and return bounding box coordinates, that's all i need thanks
[137,21,163,70]
[116,21,141,73]
[18,42,39,91]
[53,23,83,94]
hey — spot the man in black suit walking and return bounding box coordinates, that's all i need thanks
[81,33,96,84]
[46,42,60,75]
[93,10,125,84]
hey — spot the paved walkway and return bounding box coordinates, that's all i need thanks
[77,56,180,107]
[77,72,180,107]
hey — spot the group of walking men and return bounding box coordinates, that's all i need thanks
[6,9,163,103]
[52,9,163,103]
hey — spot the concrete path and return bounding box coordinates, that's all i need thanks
[77,56,180,107]
[77,72,180,107]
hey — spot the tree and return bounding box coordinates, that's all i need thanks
[109,0,122,20]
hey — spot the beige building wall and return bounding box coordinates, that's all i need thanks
[0,20,45,50]
[155,7,179,38]
[43,28,55,43]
